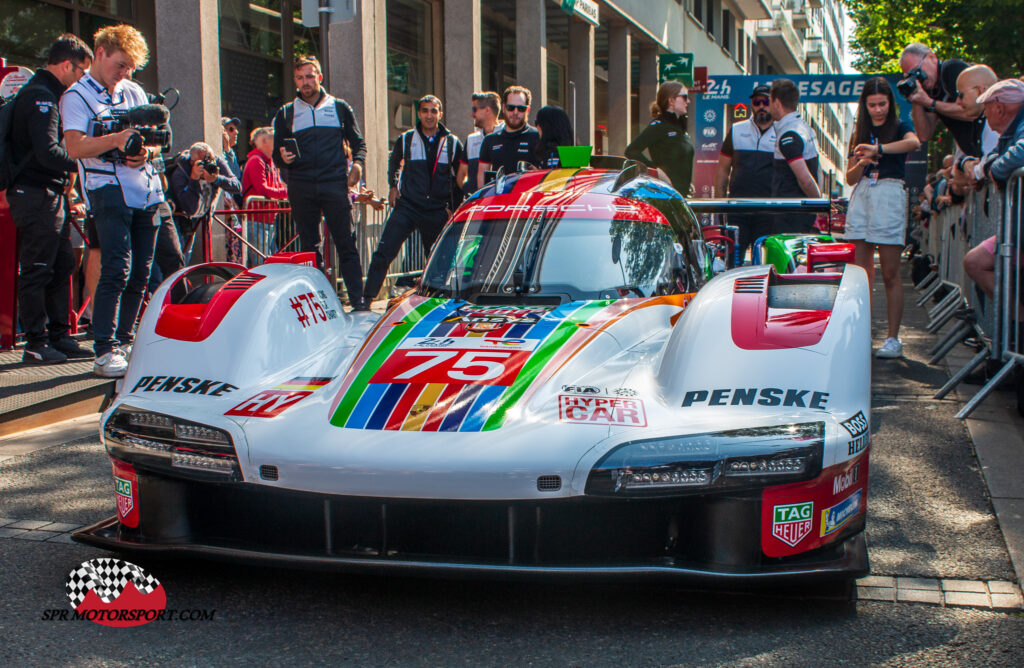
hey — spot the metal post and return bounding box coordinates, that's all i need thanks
[319,0,332,89]
[569,80,577,145]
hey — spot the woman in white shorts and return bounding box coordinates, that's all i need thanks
[845,77,921,359]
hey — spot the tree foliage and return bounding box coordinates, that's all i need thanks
[845,0,1024,77]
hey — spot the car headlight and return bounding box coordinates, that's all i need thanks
[104,405,241,481]
[585,422,823,497]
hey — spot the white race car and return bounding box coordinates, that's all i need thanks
[77,167,871,583]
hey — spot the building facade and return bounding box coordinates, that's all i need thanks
[1,0,850,193]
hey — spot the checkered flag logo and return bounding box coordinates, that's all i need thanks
[66,558,161,609]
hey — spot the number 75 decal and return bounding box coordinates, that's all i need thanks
[369,349,531,386]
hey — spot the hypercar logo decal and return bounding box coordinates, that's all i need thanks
[820,490,862,537]
[558,395,647,427]
[225,377,331,418]
[771,501,813,547]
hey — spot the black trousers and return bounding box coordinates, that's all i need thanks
[725,213,771,265]
[7,184,72,346]
[286,179,363,304]
[363,202,448,302]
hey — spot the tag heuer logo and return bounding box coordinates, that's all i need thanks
[114,476,133,515]
[772,501,813,547]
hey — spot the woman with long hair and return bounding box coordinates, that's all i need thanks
[624,80,694,195]
[845,76,921,359]
[534,105,574,168]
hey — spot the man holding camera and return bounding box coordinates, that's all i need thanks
[6,34,94,364]
[898,43,985,156]
[168,141,241,227]
[61,25,165,378]
[273,56,365,309]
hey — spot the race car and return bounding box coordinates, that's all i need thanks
[76,166,871,583]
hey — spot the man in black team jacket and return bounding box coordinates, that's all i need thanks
[362,95,467,307]
[272,56,365,308]
[477,85,539,186]
[7,34,94,363]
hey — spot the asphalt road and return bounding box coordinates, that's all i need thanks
[1,270,1022,665]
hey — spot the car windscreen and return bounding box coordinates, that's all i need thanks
[419,217,691,303]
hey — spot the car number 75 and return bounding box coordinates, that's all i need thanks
[371,349,527,386]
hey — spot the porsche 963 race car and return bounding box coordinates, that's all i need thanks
[77,165,872,583]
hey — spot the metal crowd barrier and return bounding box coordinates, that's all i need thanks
[916,171,1022,417]
[205,196,427,302]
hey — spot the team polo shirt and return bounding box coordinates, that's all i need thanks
[479,125,540,175]
[464,122,503,193]
[772,111,820,197]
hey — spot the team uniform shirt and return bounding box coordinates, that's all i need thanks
[464,122,503,194]
[624,112,695,196]
[772,111,820,197]
[272,88,365,183]
[60,72,165,209]
[479,125,540,176]
[720,118,776,197]
[388,123,466,211]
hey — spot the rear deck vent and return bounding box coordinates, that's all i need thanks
[537,475,562,491]
[734,276,767,294]
[259,465,279,481]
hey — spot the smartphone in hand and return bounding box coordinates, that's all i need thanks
[282,138,300,159]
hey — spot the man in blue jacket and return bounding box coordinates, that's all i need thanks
[272,56,366,309]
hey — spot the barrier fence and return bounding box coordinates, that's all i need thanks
[205,196,426,303]
[917,170,1022,418]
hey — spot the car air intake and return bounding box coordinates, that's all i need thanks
[537,475,562,491]
[259,465,279,481]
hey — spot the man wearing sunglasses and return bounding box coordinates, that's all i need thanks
[898,42,983,157]
[714,84,777,263]
[478,85,540,186]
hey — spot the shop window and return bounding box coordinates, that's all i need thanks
[386,0,434,97]
[78,0,133,17]
[0,1,72,68]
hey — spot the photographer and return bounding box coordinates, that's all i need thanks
[60,24,165,378]
[168,142,241,223]
[6,34,94,364]
[898,43,985,156]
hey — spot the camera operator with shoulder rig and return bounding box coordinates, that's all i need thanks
[60,25,168,378]
[898,43,986,156]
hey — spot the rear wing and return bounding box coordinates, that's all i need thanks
[687,198,833,214]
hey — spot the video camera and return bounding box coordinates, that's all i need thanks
[897,68,928,99]
[91,103,173,163]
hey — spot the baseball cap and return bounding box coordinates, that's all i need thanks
[750,84,771,99]
[976,79,1024,105]
[221,116,241,128]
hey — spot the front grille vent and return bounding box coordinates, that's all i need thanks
[259,465,279,481]
[537,475,561,491]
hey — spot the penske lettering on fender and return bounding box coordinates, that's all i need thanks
[558,395,647,427]
[681,388,829,409]
[130,376,238,396]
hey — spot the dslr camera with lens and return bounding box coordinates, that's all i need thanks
[89,103,173,163]
[897,68,928,98]
[198,156,219,175]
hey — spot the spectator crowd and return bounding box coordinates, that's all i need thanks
[5,25,1024,377]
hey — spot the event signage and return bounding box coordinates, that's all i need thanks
[561,0,599,26]
[658,53,694,87]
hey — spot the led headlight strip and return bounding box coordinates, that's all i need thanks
[586,422,824,496]
[105,405,240,479]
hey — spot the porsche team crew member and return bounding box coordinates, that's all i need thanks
[6,34,94,364]
[464,91,503,194]
[713,84,777,263]
[767,78,821,233]
[61,24,165,378]
[625,80,694,196]
[273,56,365,309]
[362,95,467,307]
[477,85,539,186]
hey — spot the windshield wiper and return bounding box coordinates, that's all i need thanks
[514,213,550,295]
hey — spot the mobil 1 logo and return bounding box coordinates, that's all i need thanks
[841,410,869,456]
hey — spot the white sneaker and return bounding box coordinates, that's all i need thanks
[93,349,129,377]
[875,337,903,359]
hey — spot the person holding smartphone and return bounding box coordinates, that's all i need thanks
[272,56,366,310]
[845,77,920,359]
